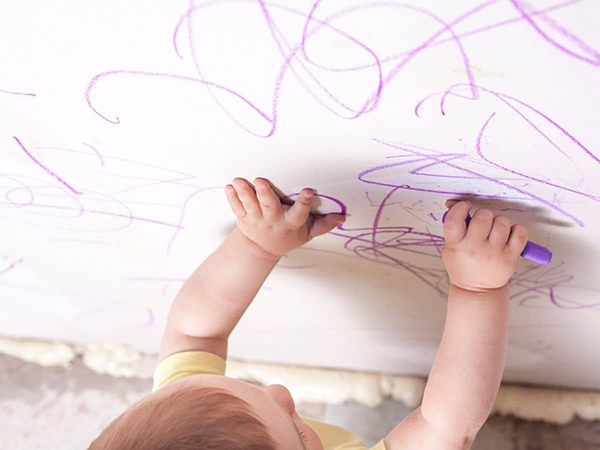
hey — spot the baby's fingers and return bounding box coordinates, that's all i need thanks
[443,200,471,245]
[488,215,511,247]
[308,213,345,240]
[232,178,262,220]
[466,208,494,241]
[225,184,247,218]
[254,178,283,221]
[445,199,460,209]
[287,189,314,227]
[507,224,528,256]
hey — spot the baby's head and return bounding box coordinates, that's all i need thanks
[89,374,321,449]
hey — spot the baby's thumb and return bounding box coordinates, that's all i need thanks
[308,214,345,239]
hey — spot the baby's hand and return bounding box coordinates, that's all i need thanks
[225,177,346,259]
[442,200,528,292]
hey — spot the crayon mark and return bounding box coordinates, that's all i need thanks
[13,137,83,195]
[0,89,36,97]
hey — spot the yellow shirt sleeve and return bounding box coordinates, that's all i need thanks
[152,351,226,392]
[151,351,387,450]
[301,417,387,450]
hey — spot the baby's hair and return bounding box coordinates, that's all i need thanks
[88,385,279,450]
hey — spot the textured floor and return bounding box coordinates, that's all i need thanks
[1,354,599,449]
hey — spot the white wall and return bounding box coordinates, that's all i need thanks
[1,0,599,390]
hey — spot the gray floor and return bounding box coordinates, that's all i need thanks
[1,354,599,449]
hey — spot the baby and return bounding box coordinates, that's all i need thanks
[89,177,528,450]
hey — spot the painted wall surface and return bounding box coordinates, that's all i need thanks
[1,0,599,390]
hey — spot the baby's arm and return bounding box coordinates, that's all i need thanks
[159,177,344,361]
[385,200,528,449]
[158,225,281,361]
[420,284,510,445]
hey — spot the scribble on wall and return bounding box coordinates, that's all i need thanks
[2,0,599,383]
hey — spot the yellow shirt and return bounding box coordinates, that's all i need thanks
[153,351,387,450]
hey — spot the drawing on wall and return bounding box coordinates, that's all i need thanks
[1,0,598,389]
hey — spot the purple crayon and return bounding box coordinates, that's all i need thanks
[441,210,552,265]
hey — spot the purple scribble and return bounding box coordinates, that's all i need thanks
[2,183,184,230]
[279,122,597,310]
[2,143,193,233]
[92,0,478,132]
[85,69,273,133]
[0,258,24,278]
[509,262,600,309]
[364,139,586,227]
[3,0,596,325]
[475,111,599,203]
[508,0,600,66]
[313,181,599,309]
[410,79,600,228]
[81,142,105,167]
[311,188,449,296]
[442,85,597,166]
[87,0,593,136]
[0,89,36,97]
[13,136,82,195]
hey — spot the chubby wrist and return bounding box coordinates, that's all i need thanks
[448,283,510,304]
[230,227,283,262]
[450,282,509,295]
